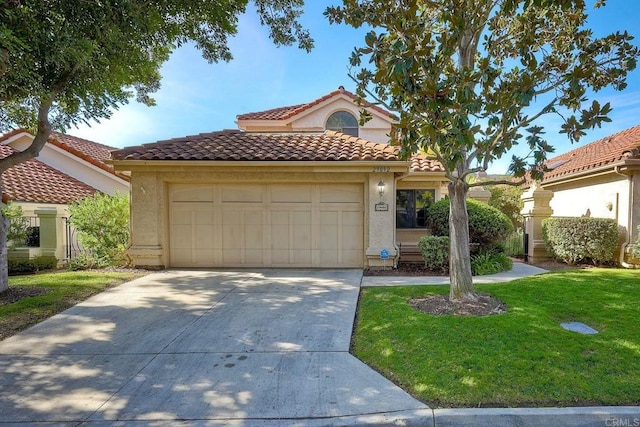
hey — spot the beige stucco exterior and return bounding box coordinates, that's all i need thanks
[115,162,419,269]
[537,163,640,265]
[8,202,71,262]
[237,94,393,145]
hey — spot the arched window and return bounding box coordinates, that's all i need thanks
[326,111,358,137]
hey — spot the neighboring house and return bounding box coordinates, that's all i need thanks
[111,87,449,269]
[0,129,130,261]
[539,124,640,264]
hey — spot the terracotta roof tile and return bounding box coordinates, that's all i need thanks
[0,128,128,181]
[542,125,640,182]
[410,153,446,173]
[49,132,124,178]
[0,145,99,204]
[112,130,415,163]
[237,87,394,121]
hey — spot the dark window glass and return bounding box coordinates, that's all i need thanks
[396,189,435,228]
[326,111,358,137]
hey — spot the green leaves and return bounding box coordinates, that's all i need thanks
[328,0,639,182]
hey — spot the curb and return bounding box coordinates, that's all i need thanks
[432,406,640,427]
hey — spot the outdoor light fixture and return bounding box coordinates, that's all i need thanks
[377,180,385,198]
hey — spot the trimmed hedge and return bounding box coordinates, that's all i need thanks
[542,217,619,265]
[427,198,514,250]
[418,235,450,273]
[8,256,58,275]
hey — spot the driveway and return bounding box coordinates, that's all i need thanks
[0,269,430,425]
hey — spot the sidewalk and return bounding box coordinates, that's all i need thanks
[362,261,549,287]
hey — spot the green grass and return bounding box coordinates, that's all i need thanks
[353,269,640,408]
[1,271,144,340]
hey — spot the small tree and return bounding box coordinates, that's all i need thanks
[69,193,130,267]
[488,185,524,230]
[326,0,639,301]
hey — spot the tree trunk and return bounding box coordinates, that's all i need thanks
[0,100,54,293]
[0,200,8,293]
[448,180,476,302]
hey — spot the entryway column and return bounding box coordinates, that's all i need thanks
[35,207,57,258]
[521,183,554,264]
[366,173,396,269]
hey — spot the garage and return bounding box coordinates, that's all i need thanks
[169,183,364,268]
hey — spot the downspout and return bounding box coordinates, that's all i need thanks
[614,165,635,268]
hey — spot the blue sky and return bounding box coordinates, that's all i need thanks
[69,1,640,174]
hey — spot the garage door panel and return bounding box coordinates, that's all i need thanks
[221,186,262,202]
[169,183,363,268]
[271,185,312,203]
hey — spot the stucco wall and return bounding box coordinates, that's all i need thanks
[10,201,70,262]
[545,174,630,229]
[239,96,394,145]
[127,167,400,268]
[291,98,392,144]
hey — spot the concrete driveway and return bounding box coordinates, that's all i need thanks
[0,269,430,426]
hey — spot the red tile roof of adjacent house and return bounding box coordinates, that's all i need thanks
[48,132,124,178]
[0,129,128,180]
[236,87,395,121]
[0,145,98,204]
[111,130,444,172]
[542,125,640,182]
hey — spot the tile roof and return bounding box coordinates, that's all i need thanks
[542,124,640,182]
[48,132,122,177]
[0,145,98,204]
[0,129,126,180]
[236,87,395,121]
[111,130,444,172]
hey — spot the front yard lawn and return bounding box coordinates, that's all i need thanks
[353,268,640,408]
[0,271,145,341]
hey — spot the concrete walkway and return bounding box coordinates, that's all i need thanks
[0,269,430,426]
[362,261,549,287]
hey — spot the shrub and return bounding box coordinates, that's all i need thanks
[2,203,30,249]
[471,251,513,276]
[68,192,130,266]
[488,185,524,230]
[542,217,619,265]
[427,198,514,250]
[418,235,450,273]
[633,226,640,258]
[8,256,58,275]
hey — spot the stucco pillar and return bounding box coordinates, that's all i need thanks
[468,187,491,203]
[128,172,165,269]
[365,173,396,269]
[521,183,554,264]
[35,207,57,258]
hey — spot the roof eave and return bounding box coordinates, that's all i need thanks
[540,161,628,187]
[110,159,411,173]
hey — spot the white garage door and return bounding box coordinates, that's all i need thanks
[169,183,364,268]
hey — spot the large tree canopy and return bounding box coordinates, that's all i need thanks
[0,0,312,292]
[327,0,639,301]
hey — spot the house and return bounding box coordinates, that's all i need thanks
[0,129,130,261]
[536,124,640,265]
[110,87,449,269]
